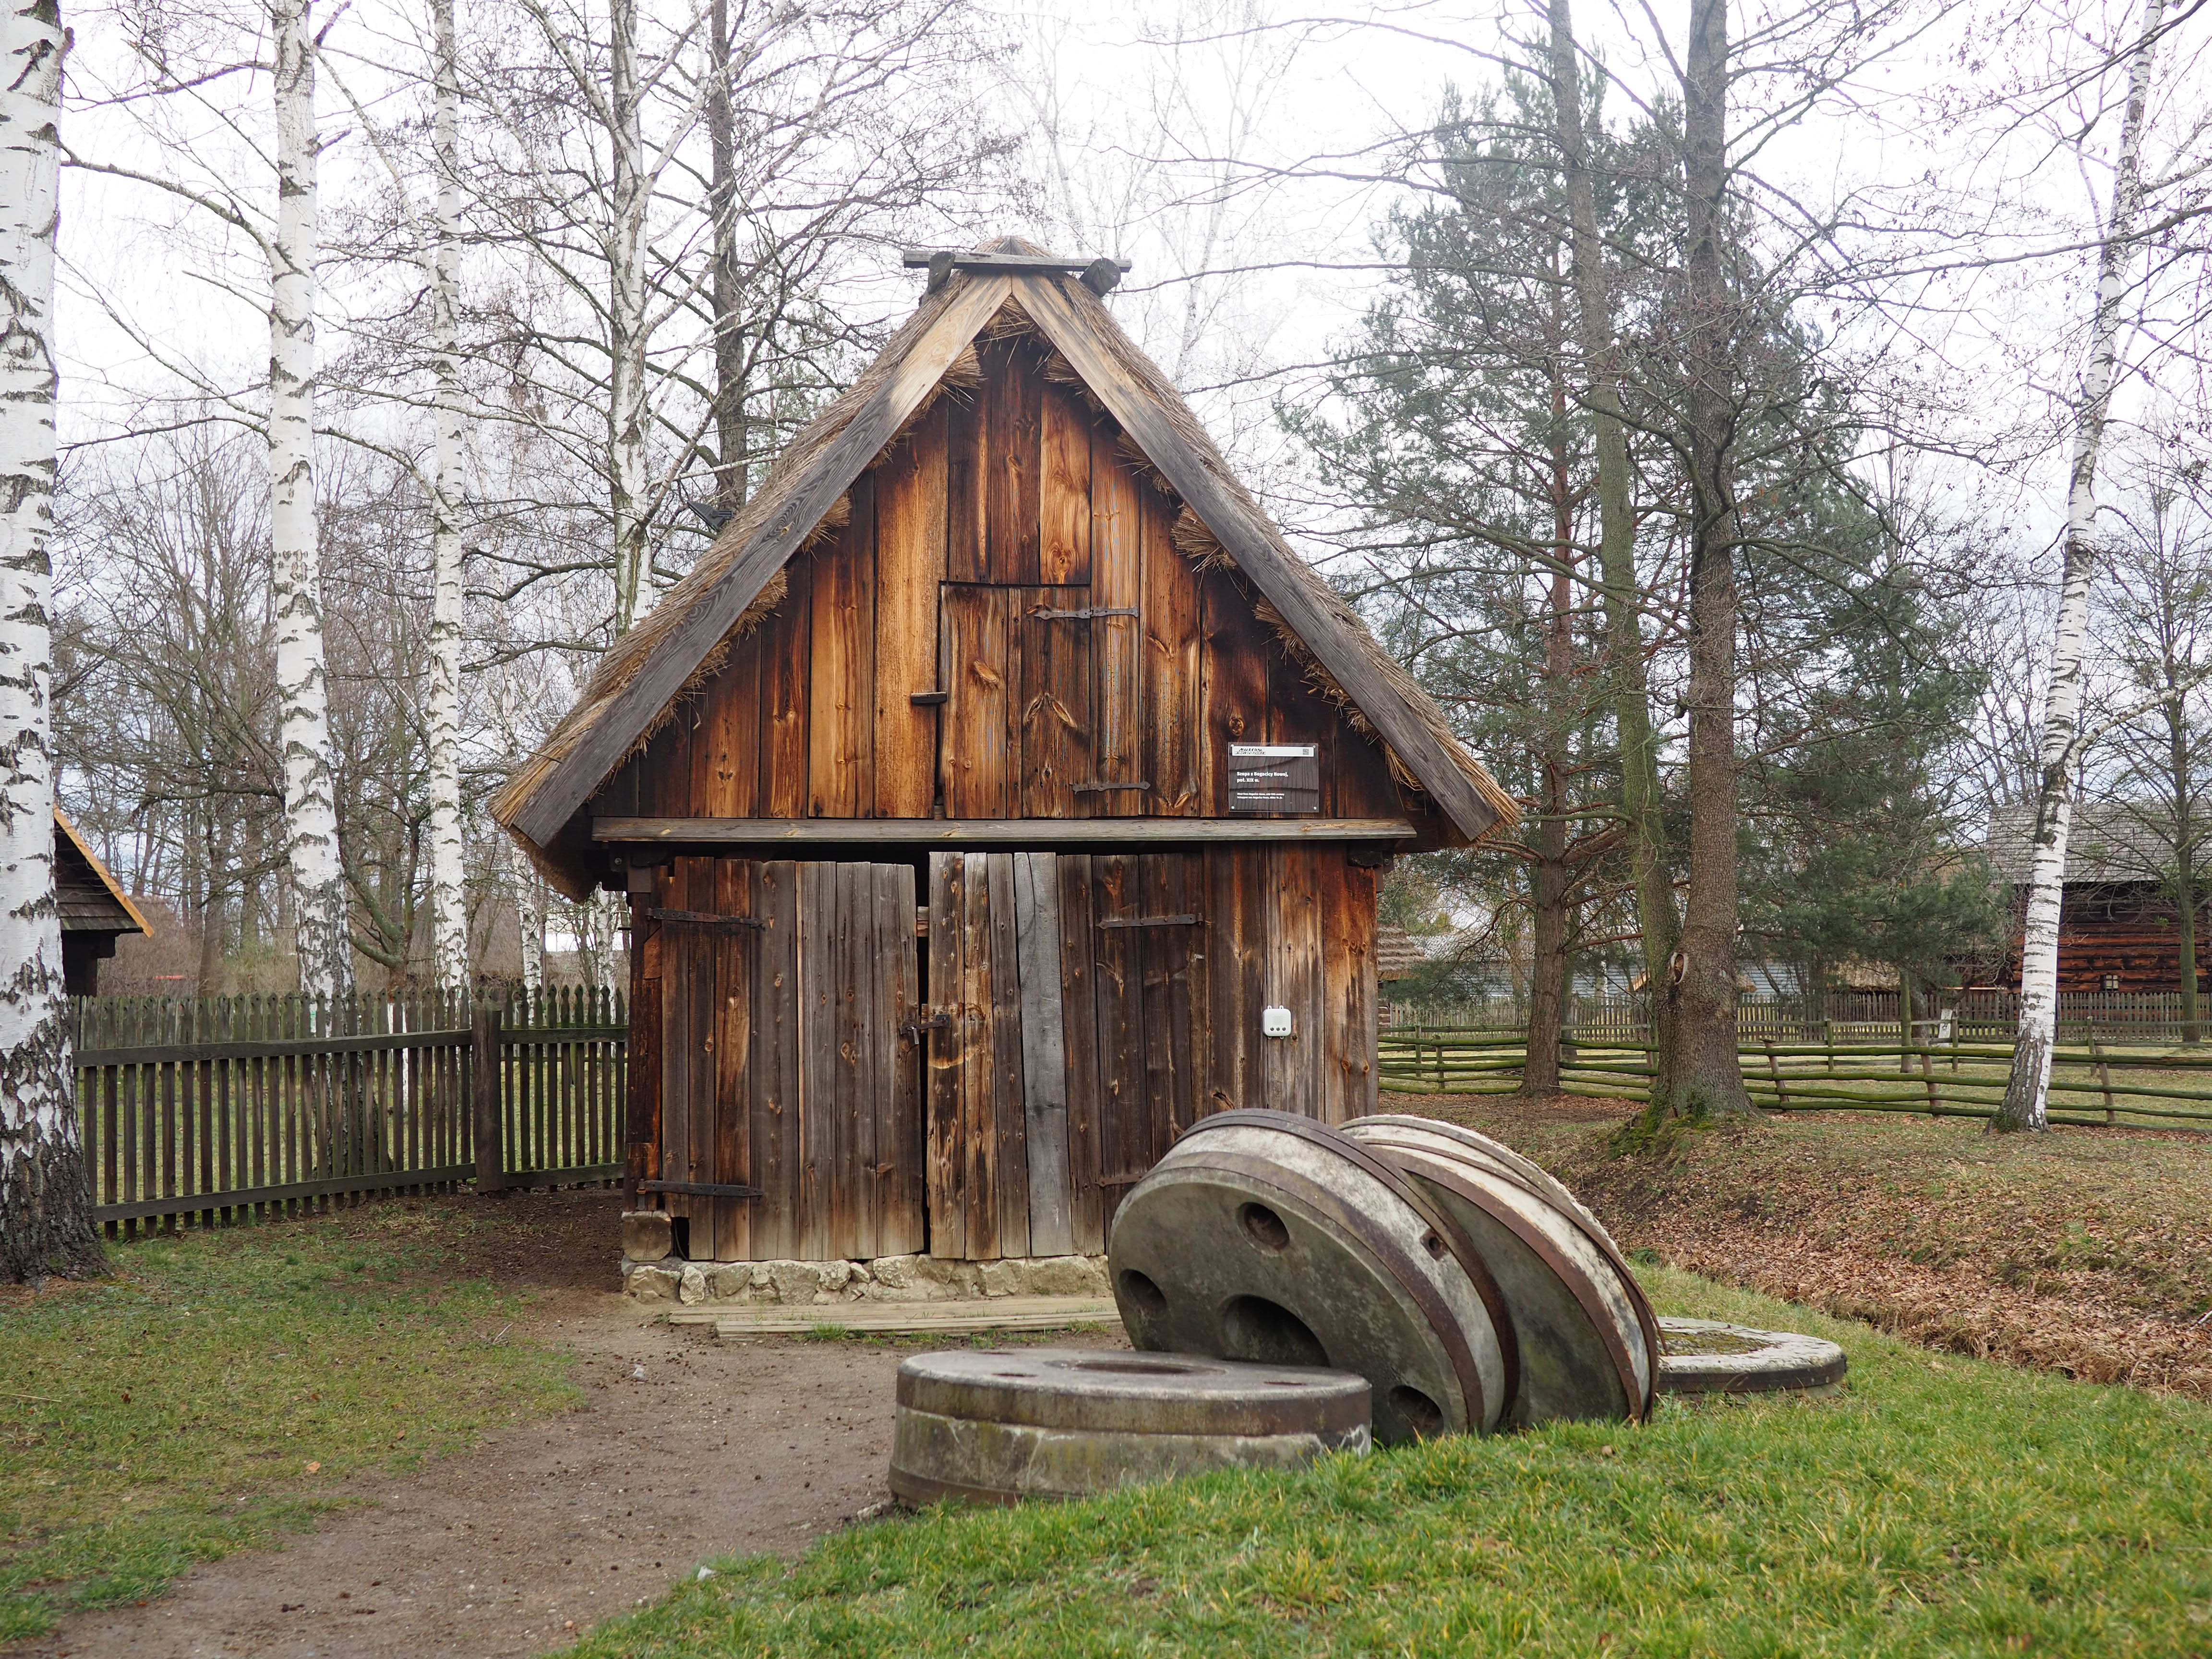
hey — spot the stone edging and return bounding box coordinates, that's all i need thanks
[1656,1317,1848,1395]
[622,1252,1110,1307]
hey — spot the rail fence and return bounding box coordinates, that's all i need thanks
[1377,1027,2212,1130]
[1386,990,2212,1047]
[75,987,627,1234]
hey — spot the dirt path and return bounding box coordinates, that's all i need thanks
[26,1193,1125,1659]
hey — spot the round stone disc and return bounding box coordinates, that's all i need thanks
[890,1348,1370,1505]
[1657,1318,1848,1394]
[1107,1112,1507,1442]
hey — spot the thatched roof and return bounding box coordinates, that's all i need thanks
[492,239,1517,879]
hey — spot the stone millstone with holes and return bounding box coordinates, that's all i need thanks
[1106,1110,1508,1443]
[1658,1318,1848,1395]
[1343,1117,1662,1427]
[889,1348,1371,1505]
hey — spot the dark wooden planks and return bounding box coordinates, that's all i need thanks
[985,340,1043,583]
[1090,424,1144,813]
[1018,592,1094,819]
[1204,846,1263,1117]
[1262,842,1325,1122]
[595,816,1414,845]
[1320,853,1379,1123]
[751,858,802,1260]
[1055,853,1107,1252]
[807,477,876,817]
[873,407,949,817]
[1140,491,1202,815]
[984,853,1031,1257]
[1012,851,1072,1254]
[757,557,814,819]
[875,861,926,1254]
[711,858,756,1254]
[943,585,1015,820]
[925,851,965,1262]
[1039,379,1093,584]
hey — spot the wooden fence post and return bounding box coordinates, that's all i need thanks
[472,1002,505,1193]
[2094,1040,2114,1126]
[1765,1042,1787,1108]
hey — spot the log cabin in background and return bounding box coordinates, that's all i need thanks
[493,240,1515,1267]
[1984,803,2206,994]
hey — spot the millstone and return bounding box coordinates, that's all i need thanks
[1657,1318,1848,1395]
[1344,1117,1661,1426]
[1106,1110,1508,1442]
[889,1347,1370,1505]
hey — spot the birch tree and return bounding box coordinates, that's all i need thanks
[1994,0,2166,1134]
[425,0,469,992]
[0,0,103,1281]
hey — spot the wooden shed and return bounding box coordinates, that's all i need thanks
[492,241,1515,1264]
[56,809,150,996]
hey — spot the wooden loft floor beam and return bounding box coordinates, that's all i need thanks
[593,817,1414,847]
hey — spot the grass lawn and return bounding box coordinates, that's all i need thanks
[0,1201,580,1643]
[564,1266,2212,1659]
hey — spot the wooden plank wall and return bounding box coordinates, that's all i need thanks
[594,332,1406,829]
[929,845,1376,1259]
[654,857,923,1262]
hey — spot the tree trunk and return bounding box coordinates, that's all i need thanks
[1548,0,1678,1052]
[0,0,104,1282]
[1996,0,2165,1133]
[269,0,351,999]
[1522,312,1579,1098]
[706,0,747,513]
[425,0,469,993]
[607,0,652,631]
[1650,0,1751,1120]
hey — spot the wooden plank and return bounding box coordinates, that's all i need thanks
[1092,853,1146,1184]
[1268,649,1332,815]
[1167,853,1206,1137]
[693,635,761,817]
[1039,378,1094,585]
[925,851,964,1262]
[511,274,1016,847]
[1018,589,1094,819]
[797,860,838,1259]
[626,886,664,1206]
[1263,842,1324,1121]
[1141,489,1202,815]
[1013,851,1073,1256]
[946,365,987,583]
[1055,853,1106,1253]
[683,862,720,1260]
[807,475,876,817]
[877,862,926,1255]
[1320,852,1379,1122]
[712,858,756,1255]
[757,556,814,818]
[1199,567,1272,813]
[986,340,1042,583]
[986,852,1030,1258]
[942,584,1015,820]
[1014,275,1505,843]
[1204,847,1261,1118]
[659,860,695,1237]
[471,1003,505,1191]
[753,858,802,1260]
[873,403,949,817]
[1090,423,1144,814]
[959,852,1000,1258]
[1134,855,1184,1162]
[593,816,1415,845]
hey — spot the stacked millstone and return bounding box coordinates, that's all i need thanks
[1108,1110,1664,1442]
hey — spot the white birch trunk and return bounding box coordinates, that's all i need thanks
[0,0,102,1280]
[1996,0,2166,1133]
[517,866,544,991]
[425,0,469,993]
[269,0,351,999]
[607,0,651,632]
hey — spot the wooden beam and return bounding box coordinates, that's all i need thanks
[1012,276,1503,844]
[593,817,1416,847]
[510,276,1015,849]
[903,250,1130,274]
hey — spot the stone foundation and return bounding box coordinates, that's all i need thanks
[621,1251,1111,1308]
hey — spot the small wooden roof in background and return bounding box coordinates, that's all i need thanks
[55,808,151,937]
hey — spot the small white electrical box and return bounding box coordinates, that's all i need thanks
[1262,1005,1294,1039]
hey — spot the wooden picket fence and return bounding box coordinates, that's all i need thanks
[1376,1027,2212,1130]
[75,987,628,1234]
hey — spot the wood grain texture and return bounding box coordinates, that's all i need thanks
[1090,425,1143,813]
[1039,380,1093,585]
[595,816,1414,844]
[958,851,999,1258]
[986,341,1043,584]
[807,478,876,817]
[711,857,756,1255]
[754,859,802,1260]
[947,374,987,584]
[1140,491,1202,815]
[1019,592,1093,819]
[757,558,813,819]
[1320,854,1378,1122]
[985,853,1031,1257]
[1091,853,1146,1182]
[943,585,1014,820]
[1013,851,1073,1254]
[1055,852,1106,1253]
[796,860,836,1258]
[925,851,964,1262]
[1205,847,1262,1117]
[878,861,926,1254]
[872,408,948,817]
[1262,842,1323,1121]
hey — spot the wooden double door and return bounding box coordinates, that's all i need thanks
[645,845,1376,1263]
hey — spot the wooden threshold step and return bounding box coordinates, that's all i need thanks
[696,1296,1121,1338]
